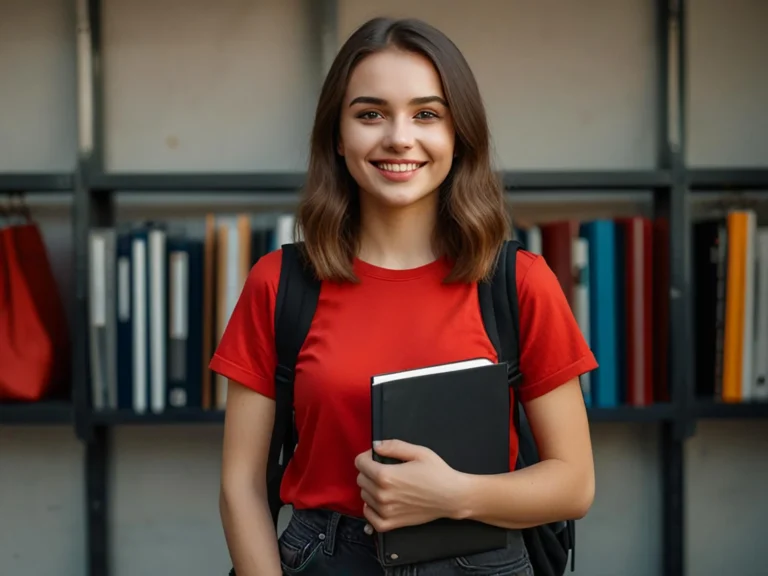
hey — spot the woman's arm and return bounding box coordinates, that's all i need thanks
[453,377,595,528]
[357,378,594,532]
[220,379,282,576]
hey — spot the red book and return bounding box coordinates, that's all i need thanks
[540,221,579,309]
[617,216,654,406]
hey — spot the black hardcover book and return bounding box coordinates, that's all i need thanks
[370,358,511,567]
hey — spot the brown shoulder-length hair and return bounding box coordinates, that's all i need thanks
[296,17,510,284]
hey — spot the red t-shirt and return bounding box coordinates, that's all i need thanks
[209,248,597,517]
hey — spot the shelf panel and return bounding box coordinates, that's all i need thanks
[693,401,768,419]
[688,169,768,191]
[0,401,74,425]
[587,403,677,422]
[0,173,74,192]
[501,170,671,191]
[89,405,675,426]
[87,170,671,193]
[90,408,225,425]
[90,172,305,192]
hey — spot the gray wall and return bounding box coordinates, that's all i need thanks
[0,0,766,575]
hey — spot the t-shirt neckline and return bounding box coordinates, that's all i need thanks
[353,255,450,281]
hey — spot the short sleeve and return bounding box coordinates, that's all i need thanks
[208,250,282,399]
[516,253,598,402]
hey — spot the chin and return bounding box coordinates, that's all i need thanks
[366,183,439,210]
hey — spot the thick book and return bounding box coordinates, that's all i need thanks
[370,358,511,566]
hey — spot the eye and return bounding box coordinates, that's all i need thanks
[415,110,439,120]
[356,111,382,121]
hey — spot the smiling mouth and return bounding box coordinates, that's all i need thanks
[370,161,427,173]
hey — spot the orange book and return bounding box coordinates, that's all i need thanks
[722,212,748,403]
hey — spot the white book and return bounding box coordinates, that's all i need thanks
[741,211,757,401]
[372,358,493,386]
[132,236,148,414]
[753,228,768,401]
[88,229,116,410]
[149,228,167,413]
[572,237,590,402]
[527,226,542,255]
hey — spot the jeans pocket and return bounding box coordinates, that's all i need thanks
[278,517,325,574]
[453,545,533,576]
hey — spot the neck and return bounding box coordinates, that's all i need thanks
[357,192,439,270]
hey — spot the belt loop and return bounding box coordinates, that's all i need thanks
[323,511,340,555]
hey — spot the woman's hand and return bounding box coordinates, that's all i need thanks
[354,440,468,532]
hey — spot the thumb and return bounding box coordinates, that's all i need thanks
[373,439,428,461]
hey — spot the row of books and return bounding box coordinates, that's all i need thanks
[693,210,768,404]
[87,213,294,413]
[87,210,687,414]
[513,217,670,408]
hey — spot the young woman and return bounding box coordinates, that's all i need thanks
[211,16,597,576]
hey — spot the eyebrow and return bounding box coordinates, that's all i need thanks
[348,95,448,107]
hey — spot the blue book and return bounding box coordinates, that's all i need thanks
[166,237,204,409]
[580,221,619,408]
[115,231,134,410]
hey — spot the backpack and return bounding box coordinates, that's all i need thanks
[266,240,576,576]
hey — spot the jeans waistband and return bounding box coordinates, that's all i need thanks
[287,507,375,551]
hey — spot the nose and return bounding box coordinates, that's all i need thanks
[382,116,414,152]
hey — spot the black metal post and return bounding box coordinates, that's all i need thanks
[73,158,93,443]
[88,0,104,175]
[79,1,111,575]
[86,425,109,576]
[658,0,692,575]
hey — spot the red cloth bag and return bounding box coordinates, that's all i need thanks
[12,222,71,398]
[0,225,56,401]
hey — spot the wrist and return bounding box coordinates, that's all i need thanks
[448,471,477,521]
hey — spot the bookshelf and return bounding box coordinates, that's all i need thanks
[0,0,766,575]
[0,173,74,192]
[0,401,74,425]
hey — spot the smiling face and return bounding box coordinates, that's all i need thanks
[338,48,456,211]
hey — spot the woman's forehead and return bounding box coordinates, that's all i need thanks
[344,49,445,106]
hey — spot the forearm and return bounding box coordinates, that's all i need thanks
[453,459,594,529]
[220,486,282,576]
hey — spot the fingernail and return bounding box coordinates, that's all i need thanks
[373,440,381,448]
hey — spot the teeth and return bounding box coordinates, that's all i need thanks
[375,162,422,173]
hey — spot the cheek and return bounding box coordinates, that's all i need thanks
[339,122,379,161]
[422,128,455,165]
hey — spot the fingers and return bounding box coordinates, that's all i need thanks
[358,472,390,518]
[360,489,381,517]
[356,470,378,494]
[355,449,392,488]
[354,449,376,475]
[373,439,428,462]
[363,502,394,533]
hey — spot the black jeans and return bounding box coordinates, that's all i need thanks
[231,507,534,575]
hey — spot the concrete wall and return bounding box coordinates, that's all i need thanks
[0,0,766,575]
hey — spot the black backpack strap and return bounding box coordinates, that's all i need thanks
[479,240,576,573]
[266,242,320,525]
[478,240,524,437]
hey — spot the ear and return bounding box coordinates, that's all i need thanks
[337,138,345,156]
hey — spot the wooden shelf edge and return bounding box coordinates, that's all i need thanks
[0,173,74,192]
[693,401,768,419]
[88,405,676,426]
[0,401,74,425]
[88,169,672,193]
[587,404,676,422]
[688,169,768,191]
[90,409,225,425]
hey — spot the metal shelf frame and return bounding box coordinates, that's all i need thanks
[1,0,766,575]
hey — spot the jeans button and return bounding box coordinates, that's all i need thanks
[318,533,326,541]
[364,524,374,535]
